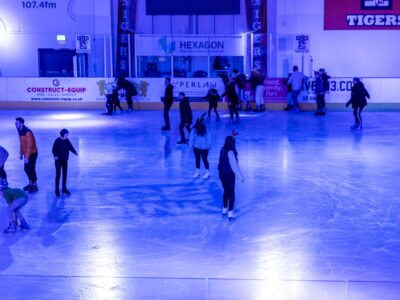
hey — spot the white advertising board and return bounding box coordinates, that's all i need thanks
[135,35,245,56]
[0,77,225,103]
[300,78,400,104]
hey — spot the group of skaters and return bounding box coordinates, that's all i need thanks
[105,76,138,115]
[284,66,370,129]
[0,118,77,233]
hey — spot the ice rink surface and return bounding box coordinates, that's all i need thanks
[0,109,399,299]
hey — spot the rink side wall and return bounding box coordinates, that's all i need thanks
[1,77,400,111]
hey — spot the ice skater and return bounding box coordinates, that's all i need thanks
[346,77,370,130]
[177,92,192,144]
[1,183,30,233]
[0,145,9,187]
[15,117,39,193]
[52,129,78,196]
[222,80,240,123]
[188,114,212,179]
[218,132,244,219]
[162,77,174,131]
[204,88,220,121]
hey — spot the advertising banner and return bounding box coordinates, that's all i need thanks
[116,0,137,77]
[0,77,225,103]
[263,77,400,103]
[135,35,244,56]
[245,0,267,74]
[324,0,400,30]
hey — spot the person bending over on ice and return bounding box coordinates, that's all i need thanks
[1,183,30,233]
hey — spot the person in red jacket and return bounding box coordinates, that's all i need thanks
[15,117,39,193]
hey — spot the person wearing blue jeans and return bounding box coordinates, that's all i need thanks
[1,184,30,233]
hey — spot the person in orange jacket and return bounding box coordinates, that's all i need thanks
[15,117,39,193]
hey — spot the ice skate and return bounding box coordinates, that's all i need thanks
[228,210,236,219]
[222,207,228,215]
[19,219,30,230]
[202,170,210,179]
[193,169,200,178]
[3,223,17,234]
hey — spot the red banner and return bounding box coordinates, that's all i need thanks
[324,0,400,30]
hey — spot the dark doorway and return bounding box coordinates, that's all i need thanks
[38,49,75,77]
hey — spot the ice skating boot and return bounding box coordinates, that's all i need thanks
[3,223,17,234]
[228,210,236,219]
[202,170,210,179]
[193,169,200,178]
[222,207,228,215]
[19,219,30,230]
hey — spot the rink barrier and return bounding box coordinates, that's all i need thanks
[1,100,400,111]
[0,274,399,299]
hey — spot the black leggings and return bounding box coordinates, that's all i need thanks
[0,164,6,180]
[55,159,68,190]
[316,94,325,111]
[229,104,239,119]
[219,172,236,211]
[193,147,209,169]
[24,152,38,182]
[353,106,364,125]
[208,104,219,118]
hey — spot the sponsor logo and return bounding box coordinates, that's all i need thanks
[53,79,60,86]
[158,36,176,55]
[361,0,392,10]
[346,14,400,26]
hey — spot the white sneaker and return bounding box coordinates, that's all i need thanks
[228,210,235,219]
[202,170,210,179]
[222,207,228,215]
[193,169,200,178]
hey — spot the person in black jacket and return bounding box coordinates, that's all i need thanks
[346,78,370,130]
[204,88,220,121]
[162,77,174,131]
[116,76,137,111]
[177,92,192,144]
[218,134,244,219]
[222,80,240,123]
[52,129,78,196]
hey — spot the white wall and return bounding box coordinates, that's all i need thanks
[0,0,112,77]
[270,0,400,77]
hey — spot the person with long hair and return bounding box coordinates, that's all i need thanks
[346,78,370,130]
[188,115,212,178]
[218,134,244,219]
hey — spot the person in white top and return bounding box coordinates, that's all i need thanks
[189,115,212,179]
[287,65,306,112]
[217,134,244,219]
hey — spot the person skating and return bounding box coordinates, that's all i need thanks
[218,133,244,219]
[0,146,9,187]
[314,70,325,116]
[222,80,240,123]
[1,183,30,233]
[116,76,137,111]
[346,78,370,130]
[52,129,78,196]
[177,92,192,144]
[15,117,39,193]
[204,88,220,121]
[162,77,174,131]
[189,115,212,179]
